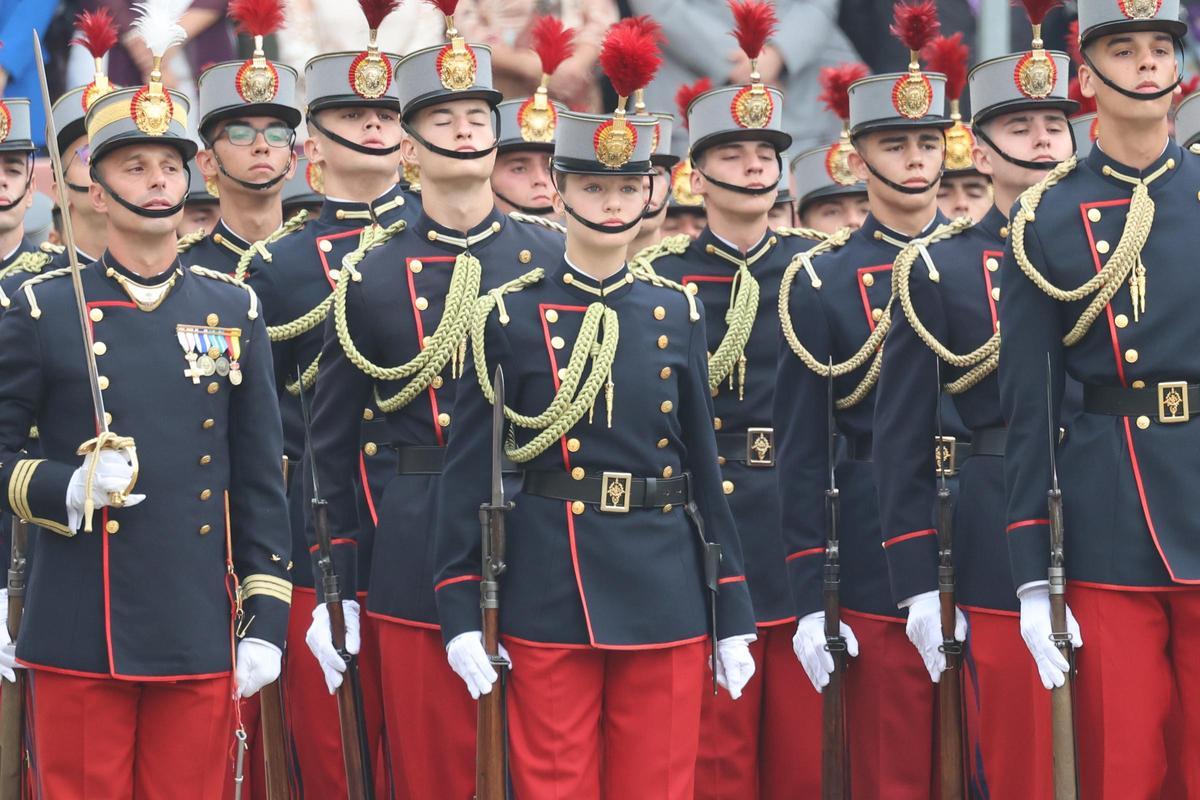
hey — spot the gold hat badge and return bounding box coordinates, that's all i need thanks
[818,62,870,185]
[593,17,663,168]
[430,0,477,91]
[128,1,190,136]
[351,0,400,99]
[72,9,121,111]
[1015,0,1061,99]
[889,0,941,120]
[519,17,576,143]
[728,0,779,129]
[229,0,285,103]
[923,34,973,170]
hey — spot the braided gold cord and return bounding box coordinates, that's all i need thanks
[707,266,759,391]
[285,354,321,396]
[0,251,52,282]
[774,226,830,241]
[176,228,207,254]
[508,211,566,234]
[233,209,311,282]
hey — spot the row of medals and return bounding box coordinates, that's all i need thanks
[181,340,243,386]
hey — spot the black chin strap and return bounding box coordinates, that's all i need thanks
[494,190,554,217]
[1081,39,1184,101]
[212,149,293,192]
[0,154,34,212]
[66,182,90,194]
[972,123,1073,172]
[307,114,404,156]
[551,173,654,234]
[89,163,191,219]
[401,109,501,161]
[852,131,946,195]
[641,195,669,219]
[693,152,784,197]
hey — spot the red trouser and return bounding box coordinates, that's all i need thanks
[283,589,389,798]
[843,611,935,800]
[1068,583,1200,800]
[27,669,232,799]
[504,637,707,799]
[695,622,821,799]
[375,619,476,800]
[962,608,1053,799]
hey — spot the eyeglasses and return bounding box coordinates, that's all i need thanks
[68,145,91,167]
[218,123,295,149]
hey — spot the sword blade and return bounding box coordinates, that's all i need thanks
[490,367,506,509]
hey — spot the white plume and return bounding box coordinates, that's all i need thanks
[131,0,191,58]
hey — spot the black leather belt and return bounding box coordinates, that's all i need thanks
[523,470,692,513]
[1084,382,1197,424]
[392,445,518,475]
[934,426,1007,476]
[846,434,873,461]
[716,428,775,467]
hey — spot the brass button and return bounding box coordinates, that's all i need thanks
[199,455,212,465]
[991,287,1000,301]
[1087,208,1102,222]
[686,282,698,295]
[519,249,532,264]
[200,489,213,501]
[571,467,585,480]
[200,524,212,535]
[1136,415,1151,429]
[545,309,559,323]
[104,412,113,426]
[1115,314,1129,328]
[986,257,999,272]
[98,376,110,390]
[557,367,568,381]
[207,313,219,326]
[662,504,673,514]
[567,438,581,452]
[438,412,450,427]
[653,305,666,320]
[415,297,429,311]
[657,438,669,449]
[705,244,716,254]
[363,408,375,421]
[89,308,104,322]
[714,417,723,431]
[1132,380,1146,389]
[364,442,378,456]
[862,273,875,287]
[208,382,220,394]
[718,456,726,466]
[427,230,438,241]
[1124,349,1138,363]
[105,520,120,534]
[711,386,720,397]
[319,239,333,253]
[871,308,883,322]
[660,400,673,413]
[660,367,672,380]
[551,336,565,350]
[662,466,673,478]
[657,335,669,349]
[203,418,215,429]
[422,336,432,347]
[432,376,444,389]
[409,259,423,273]
[1095,240,1110,255]
[93,341,107,356]
[328,269,341,283]
[571,501,585,515]
[722,480,735,495]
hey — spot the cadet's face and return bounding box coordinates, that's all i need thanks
[491,150,555,212]
[556,172,648,249]
[975,110,1073,190]
[937,175,992,222]
[692,141,780,217]
[306,106,403,181]
[91,144,188,234]
[404,99,496,183]
[800,194,869,234]
[646,165,670,211]
[661,209,706,239]
[179,201,220,237]
[0,153,33,236]
[1079,32,1178,122]
[200,115,296,192]
[767,201,795,229]
[60,135,93,195]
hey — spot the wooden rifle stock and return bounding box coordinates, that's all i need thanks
[1048,489,1077,800]
[936,484,964,800]
[257,678,290,799]
[0,518,27,800]
[821,486,847,800]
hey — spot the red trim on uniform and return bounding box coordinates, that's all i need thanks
[15,660,110,679]
[1080,198,1131,386]
[1067,579,1199,593]
[539,303,588,467]
[566,504,599,645]
[882,527,935,549]
[308,537,358,553]
[363,610,441,630]
[841,608,905,625]
[786,546,824,562]
[434,574,482,592]
[357,453,379,527]
[755,615,798,628]
[1122,416,1200,584]
[584,634,709,652]
[718,575,746,585]
[406,256,456,446]
[316,228,364,289]
[17,659,232,682]
[856,264,892,331]
[681,274,734,286]
[981,249,1003,331]
[501,634,595,650]
[1006,518,1048,533]
[958,604,1020,618]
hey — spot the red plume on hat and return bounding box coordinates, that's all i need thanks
[676,78,712,129]
[1176,74,1200,104]
[1068,78,1096,114]
[229,0,286,103]
[923,33,968,104]
[73,9,120,108]
[1065,20,1082,65]
[599,20,663,111]
[728,0,778,86]
[890,1,940,67]
[228,0,285,38]
[818,63,869,124]
[1015,0,1061,46]
[532,16,577,80]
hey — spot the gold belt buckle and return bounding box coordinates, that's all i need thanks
[1157,381,1190,424]
[934,436,957,477]
[746,427,775,467]
[599,471,633,513]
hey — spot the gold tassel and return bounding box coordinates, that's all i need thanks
[1136,259,1147,321]
[737,353,747,402]
[606,374,615,428]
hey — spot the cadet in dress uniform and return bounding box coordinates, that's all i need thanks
[776,3,954,795]
[766,153,797,230]
[281,156,325,219]
[179,0,301,275]
[873,8,1077,795]
[637,7,821,792]
[626,94,680,259]
[303,5,565,796]
[659,84,708,242]
[0,98,38,276]
[433,26,757,797]
[180,161,221,239]
[998,0,1200,794]
[933,36,994,225]
[0,15,290,794]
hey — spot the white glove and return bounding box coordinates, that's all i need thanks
[304,599,361,694]
[1018,583,1083,690]
[902,590,968,683]
[711,633,757,700]
[66,449,145,531]
[446,631,511,700]
[0,590,18,683]
[793,611,859,693]
[235,638,282,698]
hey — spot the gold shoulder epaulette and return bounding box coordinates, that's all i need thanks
[632,268,701,323]
[508,212,566,234]
[189,265,260,321]
[783,226,852,291]
[38,241,66,255]
[176,228,208,254]
[234,209,312,281]
[18,266,73,319]
[0,250,54,283]
[774,226,829,241]
[629,233,691,282]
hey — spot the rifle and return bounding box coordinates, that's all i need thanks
[821,359,848,800]
[476,367,511,800]
[1045,357,1078,800]
[935,364,964,799]
[298,371,373,800]
[0,518,28,800]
